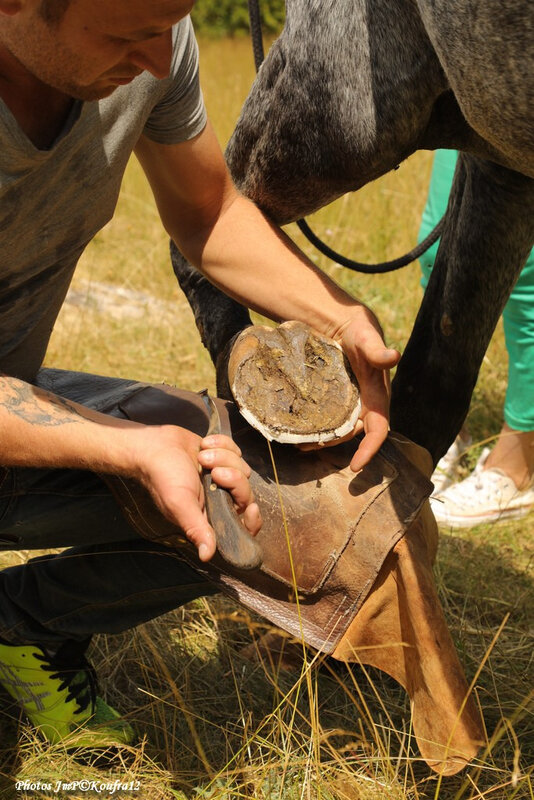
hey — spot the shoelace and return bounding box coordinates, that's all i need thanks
[450,467,510,504]
[34,642,97,716]
[473,470,504,495]
[433,436,472,477]
[438,445,464,471]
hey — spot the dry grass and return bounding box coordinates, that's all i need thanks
[0,36,532,800]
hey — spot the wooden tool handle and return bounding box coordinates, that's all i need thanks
[201,391,263,570]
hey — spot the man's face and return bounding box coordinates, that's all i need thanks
[1,0,195,100]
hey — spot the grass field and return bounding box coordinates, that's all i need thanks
[0,36,532,800]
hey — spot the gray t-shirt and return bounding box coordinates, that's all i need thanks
[0,17,207,382]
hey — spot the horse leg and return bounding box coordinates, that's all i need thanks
[170,240,253,398]
[391,155,534,464]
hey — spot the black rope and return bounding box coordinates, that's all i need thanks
[247,0,444,273]
[247,0,265,71]
[297,216,444,274]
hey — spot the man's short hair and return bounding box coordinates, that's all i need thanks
[39,0,71,24]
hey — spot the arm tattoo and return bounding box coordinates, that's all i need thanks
[0,377,87,427]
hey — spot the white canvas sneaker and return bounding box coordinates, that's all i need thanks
[431,435,472,495]
[430,448,534,528]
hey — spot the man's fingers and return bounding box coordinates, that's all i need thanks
[201,434,242,457]
[173,496,217,562]
[198,447,251,477]
[369,347,401,369]
[348,358,391,469]
[339,318,398,470]
[349,411,389,472]
[243,501,262,535]
[142,426,261,562]
[348,343,400,378]
[297,426,358,453]
[210,466,256,513]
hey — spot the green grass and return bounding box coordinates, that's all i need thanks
[0,36,532,800]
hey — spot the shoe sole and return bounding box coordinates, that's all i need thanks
[431,504,533,529]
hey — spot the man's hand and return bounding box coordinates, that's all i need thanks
[333,305,400,471]
[135,425,261,562]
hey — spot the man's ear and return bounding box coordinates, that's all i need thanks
[0,0,23,16]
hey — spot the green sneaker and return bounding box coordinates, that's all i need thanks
[0,639,134,748]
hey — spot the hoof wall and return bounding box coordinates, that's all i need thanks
[228,321,360,443]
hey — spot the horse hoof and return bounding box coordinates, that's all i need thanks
[227,321,361,443]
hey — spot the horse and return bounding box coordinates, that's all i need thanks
[164,5,533,769]
[172,0,534,464]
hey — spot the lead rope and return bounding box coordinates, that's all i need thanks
[246,0,445,274]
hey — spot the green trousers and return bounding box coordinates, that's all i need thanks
[418,150,534,432]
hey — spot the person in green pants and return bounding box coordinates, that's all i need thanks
[419,150,534,528]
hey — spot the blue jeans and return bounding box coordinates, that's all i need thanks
[0,370,217,646]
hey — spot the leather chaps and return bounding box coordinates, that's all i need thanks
[100,382,484,776]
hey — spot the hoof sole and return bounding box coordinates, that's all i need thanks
[228,321,360,443]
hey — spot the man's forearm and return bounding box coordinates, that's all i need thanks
[178,192,362,340]
[0,374,261,560]
[0,374,139,474]
[137,126,366,336]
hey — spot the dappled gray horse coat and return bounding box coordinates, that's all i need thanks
[172,0,534,463]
